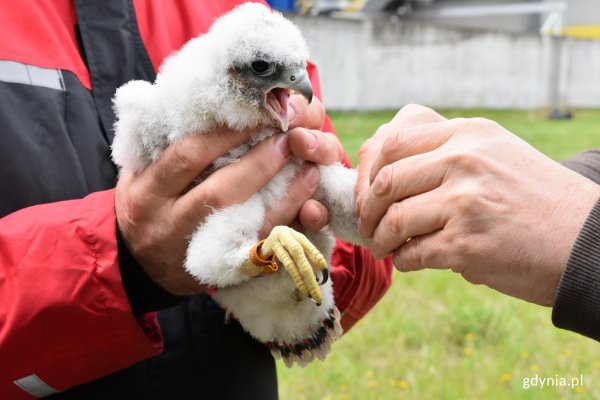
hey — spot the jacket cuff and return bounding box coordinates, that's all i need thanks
[117,229,183,317]
[552,197,600,340]
[561,149,600,185]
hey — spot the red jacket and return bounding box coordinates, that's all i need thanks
[0,1,392,398]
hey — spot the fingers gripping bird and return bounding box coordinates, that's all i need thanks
[112,3,367,366]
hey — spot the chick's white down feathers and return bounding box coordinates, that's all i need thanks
[112,3,367,366]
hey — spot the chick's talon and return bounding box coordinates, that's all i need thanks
[258,226,327,304]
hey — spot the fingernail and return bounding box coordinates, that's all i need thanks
[371,242,384,259]
[304,130,317,150]
[273,134,291,157]
[302,165,319,190]
[355,194,362,217]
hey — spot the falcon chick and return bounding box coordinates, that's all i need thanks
[112,3,367,366]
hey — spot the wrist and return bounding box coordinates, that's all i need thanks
[117,228,184,316]
[540,174,600,305]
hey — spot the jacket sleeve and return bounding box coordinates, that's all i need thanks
[552,150,600,340]
[552,199,600,341]
[0,189,163,399]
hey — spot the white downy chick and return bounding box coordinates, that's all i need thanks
[112,3,367,366]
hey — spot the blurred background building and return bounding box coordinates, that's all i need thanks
[266,0,600,111]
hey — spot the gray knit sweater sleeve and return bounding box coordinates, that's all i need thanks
[552,150,600,340]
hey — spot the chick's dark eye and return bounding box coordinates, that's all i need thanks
[251,60,270,74]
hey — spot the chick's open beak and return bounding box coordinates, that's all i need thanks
[265,67,313,131]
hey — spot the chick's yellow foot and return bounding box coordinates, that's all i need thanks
[241,226,327,304]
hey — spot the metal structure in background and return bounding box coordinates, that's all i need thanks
[378,1,565,20]
[295,0,365,15]
[296,0,432,16]
[295,0,562,19]
[394,1,571,119]
[288,0,571,117]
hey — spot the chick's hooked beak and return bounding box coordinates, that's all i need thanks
[265,67,313,132]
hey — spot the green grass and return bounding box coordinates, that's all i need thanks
[278,109,600,400]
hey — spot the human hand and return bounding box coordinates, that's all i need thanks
[357,104,600,306]
[115,94,337,295]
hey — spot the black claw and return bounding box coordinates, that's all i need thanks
[293,343,304,356]
[324,317,334,329]
[319,268,329,285]
[317,326,327,340]
[311,333,324,347]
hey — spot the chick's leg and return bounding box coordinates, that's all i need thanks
[241,226,328,304]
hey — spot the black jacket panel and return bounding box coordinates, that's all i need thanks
[0,74,116,217]
[53,295,277,400]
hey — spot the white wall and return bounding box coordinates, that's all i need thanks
[289,15,600,110]
[561,0,600,26]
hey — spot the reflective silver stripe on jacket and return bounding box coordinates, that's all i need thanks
[13,374,61,397]
[0,60,65,91]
